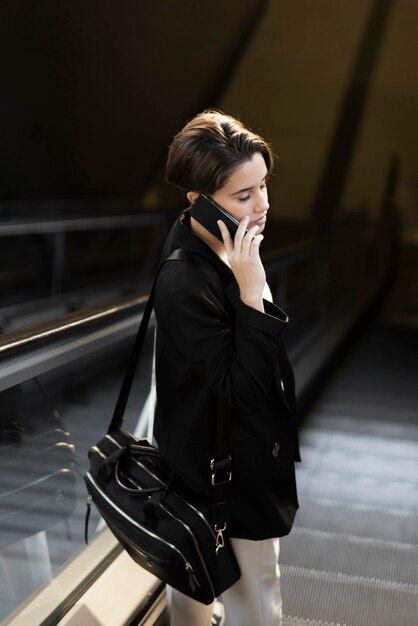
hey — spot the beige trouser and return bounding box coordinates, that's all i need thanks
[167,537,282,626]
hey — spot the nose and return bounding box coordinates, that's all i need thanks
[255,190,269,213]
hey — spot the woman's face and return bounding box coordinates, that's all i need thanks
[211,152,270,235]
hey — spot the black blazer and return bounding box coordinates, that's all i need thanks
[154,212,300,540]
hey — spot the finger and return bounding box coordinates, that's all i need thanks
[241,224,260,256]
[234,215,250,248]
[249,234,264,255]
[217,220,234,256]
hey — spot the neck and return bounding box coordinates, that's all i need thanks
[190,217,229,265]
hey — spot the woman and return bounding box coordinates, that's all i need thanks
[153,110,300,626]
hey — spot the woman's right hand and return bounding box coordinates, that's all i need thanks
[218,216,266,312]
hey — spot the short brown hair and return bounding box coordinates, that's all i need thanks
[166,109,274,195]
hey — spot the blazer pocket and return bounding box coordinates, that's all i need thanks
[229,437,271,490]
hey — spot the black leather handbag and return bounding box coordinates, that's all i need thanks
[84,250,240,604]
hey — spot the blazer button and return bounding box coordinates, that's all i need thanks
[272,442,280,458]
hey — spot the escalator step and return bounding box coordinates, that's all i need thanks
[281,564,418,626]
[281,528,418,586]
[293,499,418,545]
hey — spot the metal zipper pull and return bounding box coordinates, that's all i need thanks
[185,562,196,592]
[85,494,93,545]
[214,523,226,555]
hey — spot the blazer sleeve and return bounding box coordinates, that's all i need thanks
[154,263,288,415]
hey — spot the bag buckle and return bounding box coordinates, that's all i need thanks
[210,456,232,486]
[214,523,227,555]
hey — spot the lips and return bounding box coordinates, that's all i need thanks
[250,215,267,227]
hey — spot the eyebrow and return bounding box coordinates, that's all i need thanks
[230,172,268,196]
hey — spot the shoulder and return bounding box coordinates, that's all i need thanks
[155,252,229,322]
[157,250,223,294]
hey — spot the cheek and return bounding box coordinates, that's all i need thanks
[227,203,249,222]
[211,192,245,220]
[223,199,251,221]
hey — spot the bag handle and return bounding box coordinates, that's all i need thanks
[107,248,233,542]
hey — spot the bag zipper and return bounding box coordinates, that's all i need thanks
[172,491,217,542]
[118,471,214,595]
[130,456,217,542]
[91,445,106,459]
[105,434,122,448]
[109,519,171,565]
[85,472,198,590]
[97,440,217,542]
[158,502,214,597]
[115,524,198,591]
[131,456,165,485]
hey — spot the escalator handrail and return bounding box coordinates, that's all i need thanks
[0,211,168,236]
[0,212,383,359]
[0,291,148,355]
[0,234,326,357]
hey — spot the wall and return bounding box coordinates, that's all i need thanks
[218,0,416,235]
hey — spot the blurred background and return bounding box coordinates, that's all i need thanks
[0,0,416,319]
[0,1,417,625]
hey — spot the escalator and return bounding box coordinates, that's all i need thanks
[280,316,418,626]
[0,1,413,622]
[0,207,399,625]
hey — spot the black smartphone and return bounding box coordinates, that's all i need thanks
[189,194,247,242]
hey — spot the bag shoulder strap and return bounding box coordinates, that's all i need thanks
[108,247,233,534]
[108,249,183,434]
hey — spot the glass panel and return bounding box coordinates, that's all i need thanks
[0,221,167,327]
[0,329,154,622]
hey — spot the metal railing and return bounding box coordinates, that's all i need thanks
[0,211,171,298]
[0,211,394,396]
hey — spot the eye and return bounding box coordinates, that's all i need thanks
[238,195,250,203]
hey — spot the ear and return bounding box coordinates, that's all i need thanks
[186,191,200,205]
